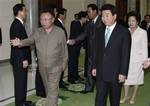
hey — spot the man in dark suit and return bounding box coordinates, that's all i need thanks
[141,18,147,30]
[70,13,79,29]
[92,4,131,106]
[10,4,32,106]
[54,8,67,39]
[68,4,102,93]
[54,8,68,89]
[68,11,87,84]
[147,26,150,57]
[141,15,150,57]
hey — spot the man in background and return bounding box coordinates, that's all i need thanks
[68,4,102,93]
[68,11,87,84]
[54,8,68,39]
[54,8,69,89]
[10,3,32,106]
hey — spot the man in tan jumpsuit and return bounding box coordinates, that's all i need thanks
[11,9,68,106]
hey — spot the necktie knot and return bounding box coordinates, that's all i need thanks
[106,27,110,34]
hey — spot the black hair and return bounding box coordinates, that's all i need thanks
[78,11,87,20]
[145,14,150,18]
[57,8,67,18]
[87,4,98,13]
[101,4,117,16]
[127,11,141,23]
[40,9,55,18]
[13,3,25,16]
[74,13,78,17]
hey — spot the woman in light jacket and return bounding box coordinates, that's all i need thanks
[120,11,148,105]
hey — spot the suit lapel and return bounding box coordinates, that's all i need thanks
[90,17,101,39]
[95,16,101,28]
[95,26,105,55]
[101,26,105,50]
[105,24,118,49]
[15,19,28,38]
[56,19,68,39]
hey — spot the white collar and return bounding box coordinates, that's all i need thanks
[106,22,116,30]
[58,18,63,25]
[16,17,24,24]
[106,22,117,35]
[93,15,99,24]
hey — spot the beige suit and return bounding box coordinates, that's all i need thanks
[21,25,68,106]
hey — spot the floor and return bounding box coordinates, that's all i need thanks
[0,51,85,106]
[1,58,150,106]
[0,62,36,106]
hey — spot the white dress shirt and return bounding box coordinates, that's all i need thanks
[105,22,117,41]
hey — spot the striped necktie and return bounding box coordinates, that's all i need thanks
[105,27,111,47]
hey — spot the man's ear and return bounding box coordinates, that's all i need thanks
[114,14,117,20]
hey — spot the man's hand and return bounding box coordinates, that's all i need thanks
[118,74,126,83]
[67,39,76,45]
[10,38,22,47]
[23,60,28,69]
[92,69,96,76]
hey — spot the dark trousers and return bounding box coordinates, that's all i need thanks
[84,47,88,77]
[68,45,81,81]
[12,63,27,106]
[84,57,95,91]
[59,72,65,85]
[148,47,150,57]
[95,80,122,106]
[35,69,46,98]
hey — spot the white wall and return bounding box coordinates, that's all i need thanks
[0,0,97,60]
[63,0,96,36]
[105,0,115,5]
[63,0,85,36]
[84,0,97,8]
[0,0,147,61]
[0,0,21,61]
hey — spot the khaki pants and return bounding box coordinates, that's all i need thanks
[39,66,62,106]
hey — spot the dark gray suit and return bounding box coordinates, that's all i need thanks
[10,18,31,106]
[54,18,68,88]
[93,24,131,106]
[76,16,102,91]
